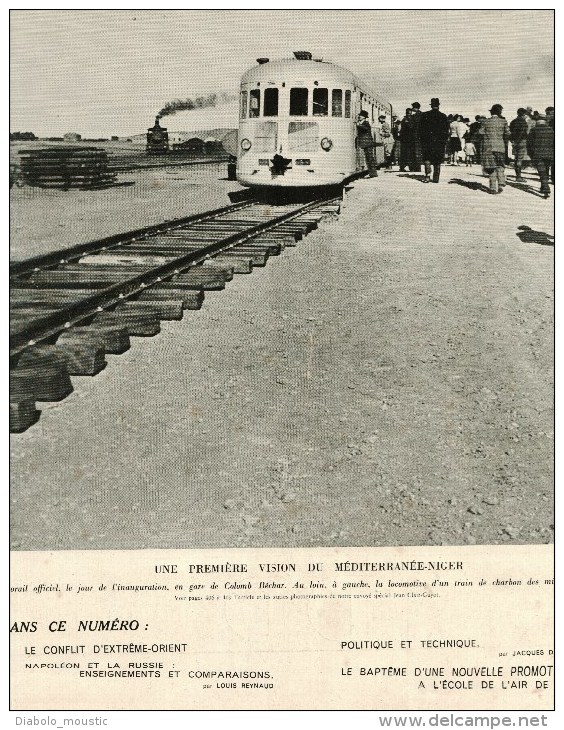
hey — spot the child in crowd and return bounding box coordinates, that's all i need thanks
[464,140,476,165]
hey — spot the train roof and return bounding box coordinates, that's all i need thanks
[241,58,390,108]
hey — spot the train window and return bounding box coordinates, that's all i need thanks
[240,90,248,119]
[263,88,279,117]
[313,88,328,116]
[332,89,343,117]
[290,88,309,116]
[249,89,260,118]
[344,90,351,118]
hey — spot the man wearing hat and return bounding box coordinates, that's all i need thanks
[418,98,450,183]
[410,102,424,171]
[509,108,530,182]
[378,114,394,167]
[527,114,554,198]
[356,110,378,177]
[478,104,510,194]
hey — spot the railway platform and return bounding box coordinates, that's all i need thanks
[10,163,553,551]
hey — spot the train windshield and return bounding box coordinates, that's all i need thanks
[254,121,278,152]
[263,88,279,117]
[290,88,308,116]
[313,88,328,116]
[288,121,318,152]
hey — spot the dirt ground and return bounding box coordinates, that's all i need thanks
[10,164,553,550]
[10,162,241,260]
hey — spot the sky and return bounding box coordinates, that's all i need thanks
[10,9,554,138]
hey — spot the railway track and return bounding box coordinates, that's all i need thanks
[109,155,229,173]
[10,194,342,433]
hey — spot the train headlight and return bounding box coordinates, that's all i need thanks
[240,138,252,151]
[320,137,333,151]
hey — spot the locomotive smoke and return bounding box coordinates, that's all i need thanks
[156,92,236,120]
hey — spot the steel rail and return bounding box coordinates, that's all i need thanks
[10,196,340,358]
[10,199,255,277]
[110,156,230,172]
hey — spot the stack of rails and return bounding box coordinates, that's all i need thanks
[18,147,117,190]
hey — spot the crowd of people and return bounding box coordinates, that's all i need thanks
[357,100,555,198]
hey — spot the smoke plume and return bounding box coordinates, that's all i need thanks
[157,92,235,120]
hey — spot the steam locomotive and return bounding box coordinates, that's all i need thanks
[146,118,169,155]
[237,52,392,188]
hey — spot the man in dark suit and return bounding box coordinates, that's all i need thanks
[527,115,554,198]
[356,110,378,177]
[419,98,450,183]
[509,108,530,182]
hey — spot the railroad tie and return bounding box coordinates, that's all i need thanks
[18,341,106,377]
[26,266,230,290]
[249,234,296,248]
[10,305,63,336]
[142,237,281,257]
[136,287,204,310]
[133,241,275,264]
[10,400,41,433]
[56,328,122,360]
[153,274,225,291]
[233,242,283,255]
[248,231,297,244]
[116,300,184,321]
[203,257,252,274]
[222,249,269,266]
[10,287,102,306]
[16,270,118,290]
[60,323,130,355]
[80,253,177,266]
[197,264,235,280]
[93,310,161,337]
[172,266,233,284]
[10,359,73,403]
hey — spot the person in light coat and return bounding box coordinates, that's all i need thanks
[478,104,510,194]
[378,115,394,168]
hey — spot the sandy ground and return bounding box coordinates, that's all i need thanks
[10,164,553,550]
[10,162,240,261]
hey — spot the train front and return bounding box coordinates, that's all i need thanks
[237,54,356,188]
[146,117,169,155]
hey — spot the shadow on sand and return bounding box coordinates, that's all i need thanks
[505,179,547,199]
[448,178,490,193]
[516,226,554,246]
[398,173,428,183]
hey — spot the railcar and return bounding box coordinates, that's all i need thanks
[237,52,392,188]
[146,118,169,155]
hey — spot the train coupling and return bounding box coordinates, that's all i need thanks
[270,154,292,175]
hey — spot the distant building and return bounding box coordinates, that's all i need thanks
[63,132,82,142]
[172,137,205,154]
[204,138,222,154]
[168,132,186,145]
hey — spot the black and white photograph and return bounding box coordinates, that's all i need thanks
[10,8,553,551]
[8,8,555,715]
